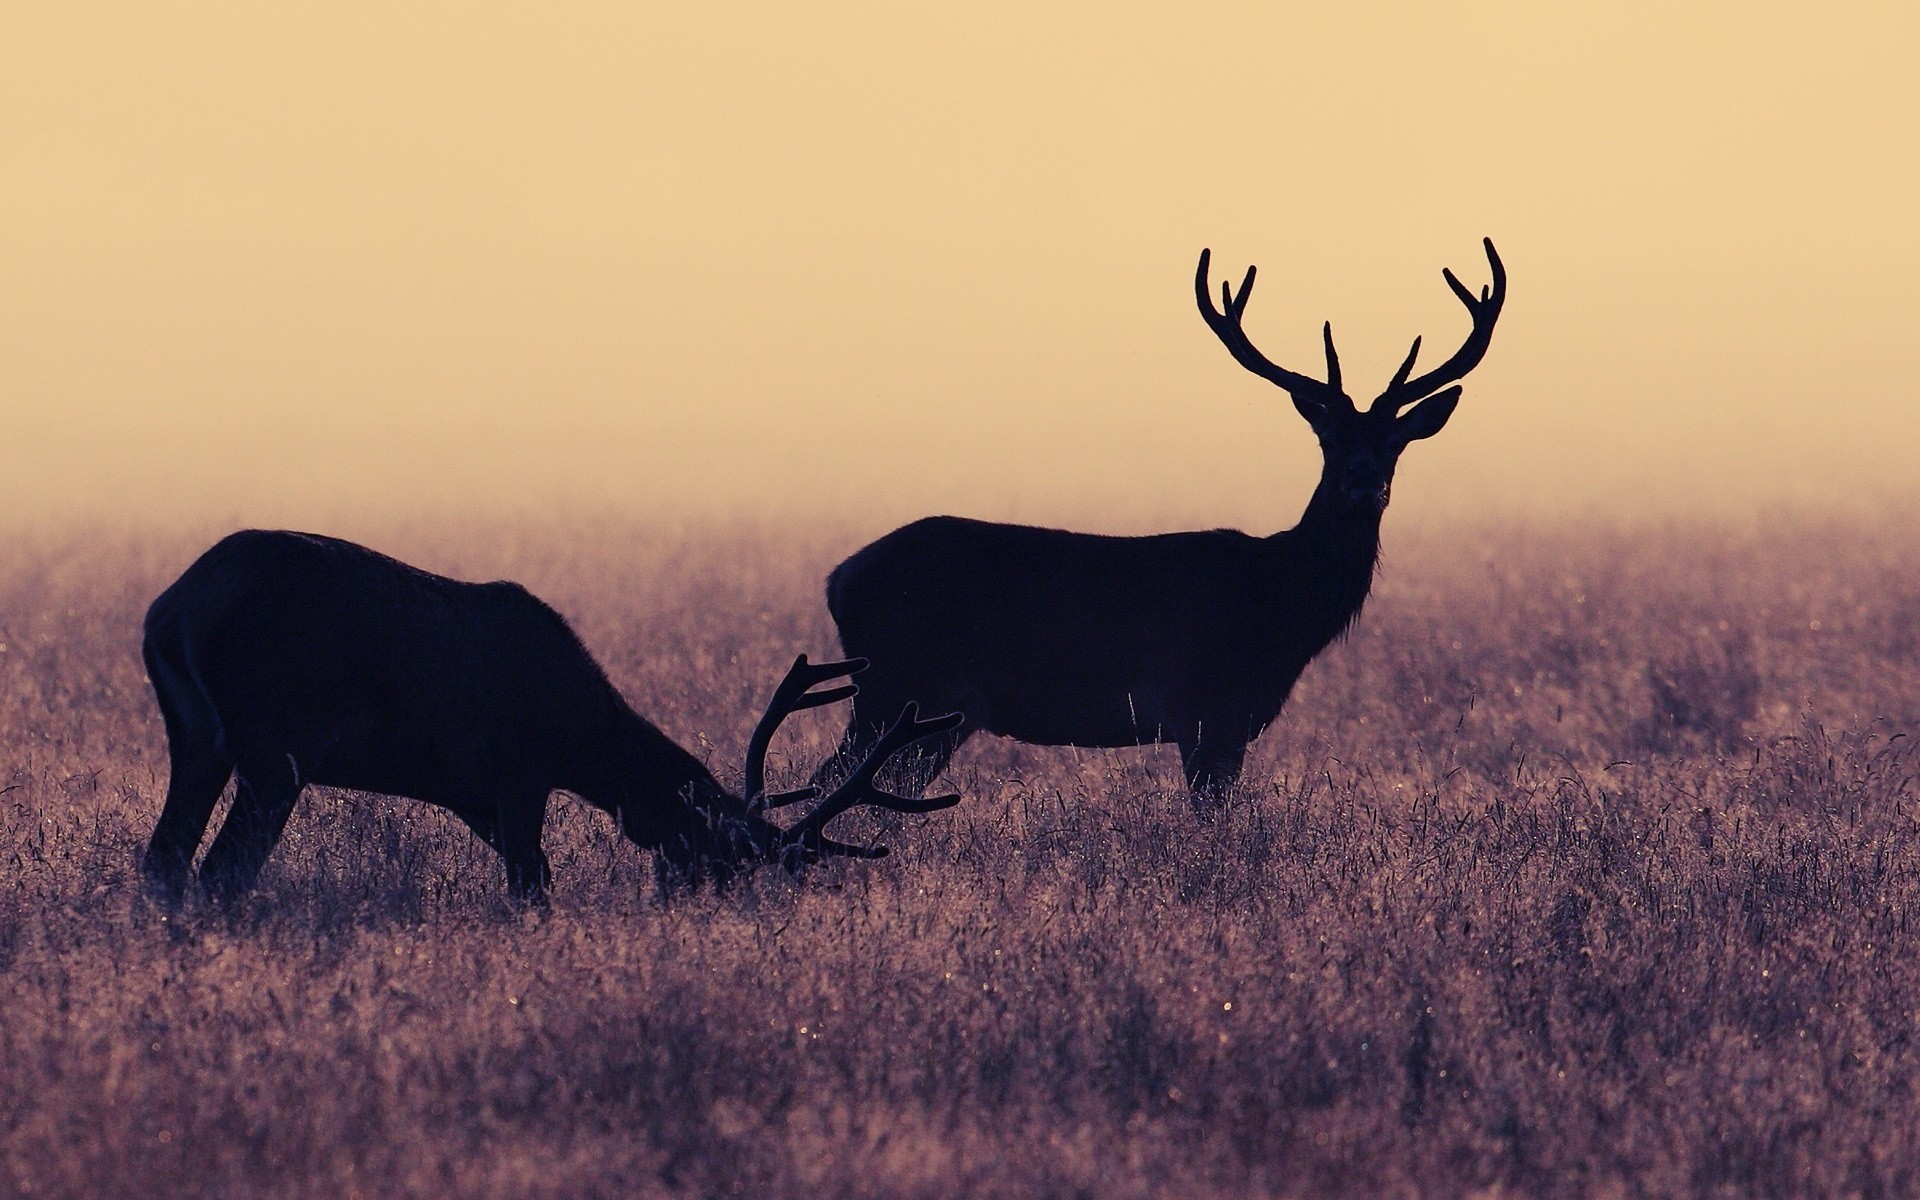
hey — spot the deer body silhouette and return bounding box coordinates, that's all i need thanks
[141,530,963,903]
[820,240,1506,806]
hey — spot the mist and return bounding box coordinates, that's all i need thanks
[5,2,1915,532]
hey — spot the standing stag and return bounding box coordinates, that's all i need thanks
[819,239,1505,806]
[141,530,962,904]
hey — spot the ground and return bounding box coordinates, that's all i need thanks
[2,513,1917,1198]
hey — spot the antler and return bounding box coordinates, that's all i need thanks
[1372,238,1506,416]
[742,654,865,813]
[1195,248,1351,413]
[776,703,965,859]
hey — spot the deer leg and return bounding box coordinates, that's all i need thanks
[142,740,233,903]
[447,801,548,903]
[450,805,505,855]
[1177,732,1248,819]
[493,793,552,905]
[199,756,302,903]
[140,645,234,902]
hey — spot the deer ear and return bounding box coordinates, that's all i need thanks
[1395,387,1462,443]
[1290,392,1332,431]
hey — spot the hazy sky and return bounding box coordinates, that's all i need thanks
[5,2,1916,531]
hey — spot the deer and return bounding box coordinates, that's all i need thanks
[139,529,964,905]
[815,239,1505,810]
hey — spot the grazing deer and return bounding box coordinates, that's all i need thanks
[140,530,962,904]
[818,240,1505,807]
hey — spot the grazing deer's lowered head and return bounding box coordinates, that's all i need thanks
[650,654,965,893]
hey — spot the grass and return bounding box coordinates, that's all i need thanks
[3,512,1919,1198]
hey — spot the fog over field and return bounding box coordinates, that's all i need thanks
[6,3,1918,527]
[4,516,1918,1198]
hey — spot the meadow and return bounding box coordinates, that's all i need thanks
[3,512,1919,1198]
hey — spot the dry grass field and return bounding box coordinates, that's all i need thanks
[4,513,1920,1198]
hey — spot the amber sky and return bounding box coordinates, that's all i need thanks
[4,2,1915,531]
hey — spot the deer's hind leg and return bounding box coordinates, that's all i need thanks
[143,738,233,903]
[199,753,303,903]
[141,642,234,903]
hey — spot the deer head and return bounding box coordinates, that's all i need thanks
[1196,239,1506,515]
[655,655,962,891]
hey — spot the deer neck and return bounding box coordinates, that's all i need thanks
[1292,479,1387,550]
[1267,480,1385,639]
[579,707,734,847]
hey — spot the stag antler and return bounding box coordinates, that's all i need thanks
[776,703,965,860]
[742,654,864,813]
[1195,248,1351,413]
[1371,238,1506,416]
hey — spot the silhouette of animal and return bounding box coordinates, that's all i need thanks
[140,530,962,904]
[817,240,1505,807]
